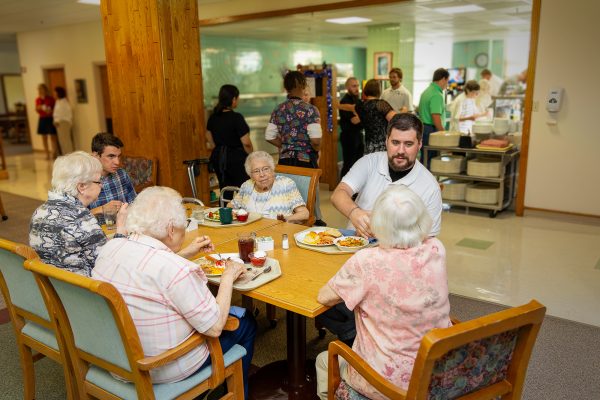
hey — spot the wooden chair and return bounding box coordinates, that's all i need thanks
[122,156,158,193]
[24,259,246,400]
[328,300,546,400]
[0,238,76,399]
[275,164,322,226]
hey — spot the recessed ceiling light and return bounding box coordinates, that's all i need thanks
[77,0,100,5]
[434,5,485,14]
[326,17,372,25]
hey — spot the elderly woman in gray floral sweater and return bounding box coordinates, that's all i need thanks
[29,151,128,276]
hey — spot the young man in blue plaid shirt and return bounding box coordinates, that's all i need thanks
[88,133,136,216]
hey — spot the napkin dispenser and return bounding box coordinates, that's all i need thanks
[256,236,274,251]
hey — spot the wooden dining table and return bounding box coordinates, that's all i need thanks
[186,220,353,399]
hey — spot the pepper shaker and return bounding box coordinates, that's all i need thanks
[282,234,289,250]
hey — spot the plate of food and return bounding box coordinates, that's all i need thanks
[193,254,243,277]
[204,208,221,222]
[296,227,342,247]
[334,236,369,252]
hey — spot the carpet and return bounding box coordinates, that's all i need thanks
[0,191,42,245]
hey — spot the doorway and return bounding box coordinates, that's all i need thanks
[45,67,66,94]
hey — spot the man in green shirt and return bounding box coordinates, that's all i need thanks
[418,68,449,163]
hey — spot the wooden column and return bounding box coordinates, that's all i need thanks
[100,0,210,202]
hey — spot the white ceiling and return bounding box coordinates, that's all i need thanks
[0,0,532,46]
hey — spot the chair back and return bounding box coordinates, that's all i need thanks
[0,239,46,322]
[275,164,321,226]
[329,300,546,400]
[408,299,546,399]
[24,260,145,383]
[122,156,158,192]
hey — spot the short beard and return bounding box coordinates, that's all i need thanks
[388,157,415,172]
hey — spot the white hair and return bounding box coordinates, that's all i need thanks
[244,150,275,176]
[125,186,187,239]
[51,151,102,197]
[370,185,432,249]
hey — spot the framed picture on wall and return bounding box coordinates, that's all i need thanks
[374,52,392,79]
[75,79,87,103]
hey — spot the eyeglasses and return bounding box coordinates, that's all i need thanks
[250,167,272,176]
[91,180,103,186]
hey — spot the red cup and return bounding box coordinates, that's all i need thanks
[248,252,266,267]
[237,213,248,222]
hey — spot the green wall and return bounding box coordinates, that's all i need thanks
[200,34,366,116]
[452,40,504,77]
[366,23,415,94]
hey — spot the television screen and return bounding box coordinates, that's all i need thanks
[448,67,466,85]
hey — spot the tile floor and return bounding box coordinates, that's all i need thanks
[2,150,600,327]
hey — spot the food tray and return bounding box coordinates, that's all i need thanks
[475,143,514,152]
[293,228,377,255]
[199,211,262,228]
[429,131,460,147]
[467,157,502,177]
[205,257,281,291]
[440,179,467,201]
[430,155,466,174]
[465,183,499,204]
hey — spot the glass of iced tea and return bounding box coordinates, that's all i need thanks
[237,233,255,263]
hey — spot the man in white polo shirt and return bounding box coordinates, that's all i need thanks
[331,112,442,239]
[381,67,414,113]
[322,113,442,346]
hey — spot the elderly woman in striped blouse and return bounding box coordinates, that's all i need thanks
[230,151,309,224]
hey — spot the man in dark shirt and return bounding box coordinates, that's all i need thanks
[339,77,364,177]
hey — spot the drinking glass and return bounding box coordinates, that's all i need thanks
[237,233,255,263]
[102,204,119,231]
[219,207,233,224]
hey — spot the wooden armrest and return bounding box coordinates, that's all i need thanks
[137,317,238,376]
[328,341,406,400]
[138,333,206,371]
[224,316,239,331]
[450,315,461,325]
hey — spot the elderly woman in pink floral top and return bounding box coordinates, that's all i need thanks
[315,185,451,400]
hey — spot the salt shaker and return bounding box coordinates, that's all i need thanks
[251,232,257,251]
[282,234,289,250]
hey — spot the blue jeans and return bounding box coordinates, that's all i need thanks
[315,303,356,341]
[200,312,257,399]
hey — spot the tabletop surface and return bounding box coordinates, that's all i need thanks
[189,222,352,318]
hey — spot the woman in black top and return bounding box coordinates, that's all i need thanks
[206,85,253,189]
[355,79,396,154]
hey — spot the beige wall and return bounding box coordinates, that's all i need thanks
[17,21,107,152]
[525,0,599,215]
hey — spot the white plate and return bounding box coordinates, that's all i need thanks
[333,236,369,252]
[192,253,243,276]
[295,227,340,247]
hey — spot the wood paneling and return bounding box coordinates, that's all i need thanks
[100,0,210,202]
